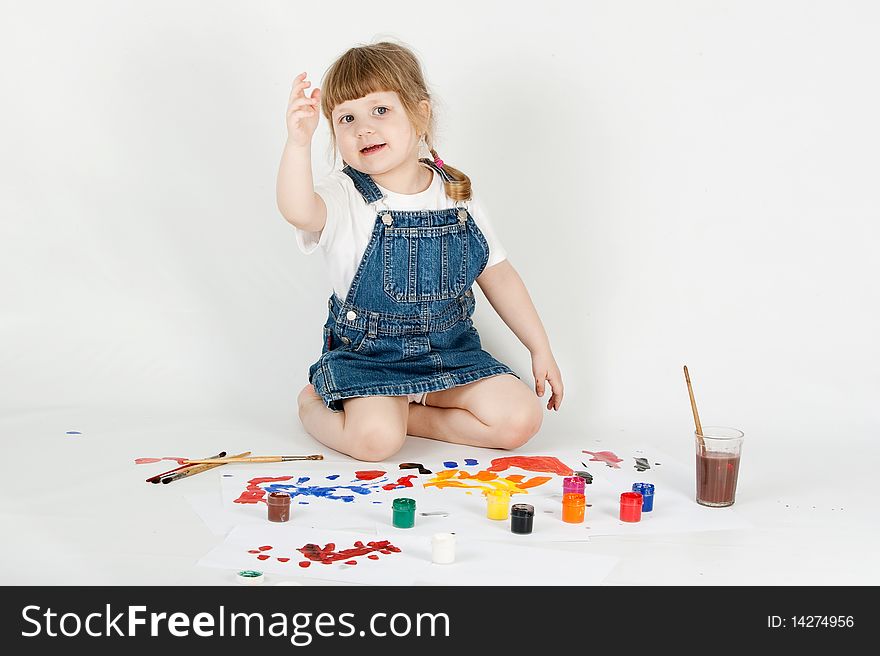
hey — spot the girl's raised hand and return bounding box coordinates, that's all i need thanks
[286,72,321,147]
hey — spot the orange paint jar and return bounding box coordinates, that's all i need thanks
[562,492,586,523]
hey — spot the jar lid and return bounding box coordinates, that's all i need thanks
[632,482,654,495]
[485,488,511,499]
[392,497,416,510]
[573,470,593,483]
[511,503,535,517]
[267,492,291,504]
[620,492,643,506]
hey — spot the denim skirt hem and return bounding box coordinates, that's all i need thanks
[311,365,519,413]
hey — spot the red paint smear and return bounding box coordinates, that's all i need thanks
[259,545,273,551]
[582,450,623,469]
[299,561,311,568]
[135,457,189,465]
[355,470,386,480]
[277,558,290,563]
[344,560,357,565]
[257,555,269,561]
[297,540,400,565]
[233,476,293,504]
[381,474,418,490]
[368,554,379,560]
[247,550,261,554]
[487,456,573,476]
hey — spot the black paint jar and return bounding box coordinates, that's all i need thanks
[510,503,535,534]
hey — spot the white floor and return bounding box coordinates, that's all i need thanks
[1,405,876,586]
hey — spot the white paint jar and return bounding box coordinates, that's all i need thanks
[431,532,456,564]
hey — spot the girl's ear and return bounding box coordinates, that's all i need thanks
[418,99,431,133]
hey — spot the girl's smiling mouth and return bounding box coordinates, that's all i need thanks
[360,143,386,155]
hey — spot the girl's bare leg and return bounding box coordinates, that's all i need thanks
[297,384,409,462]
[406,374,542,449]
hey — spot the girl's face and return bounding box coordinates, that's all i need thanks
[331,91,425,177]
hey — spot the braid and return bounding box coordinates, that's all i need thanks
[429,148,471,202]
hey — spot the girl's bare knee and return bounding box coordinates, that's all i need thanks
[346,425,406,462]
[493,402,543,450]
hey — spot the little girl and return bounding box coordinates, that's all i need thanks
[276,41,563,462]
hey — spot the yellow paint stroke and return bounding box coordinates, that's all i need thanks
[424,469,552,495]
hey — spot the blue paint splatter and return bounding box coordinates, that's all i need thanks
[372,501,382,504]
[262,478,390,503]
[326,474,340,480]
[464,458,478,466]
[66,431,82,435]
[443,461,457,468]
[298,501,309,505]
[296,476,310,484]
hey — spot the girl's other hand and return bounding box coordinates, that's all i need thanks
[286,72,321,147]
[531,350,564,411]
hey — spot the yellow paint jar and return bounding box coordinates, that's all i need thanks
[485,489,511,520]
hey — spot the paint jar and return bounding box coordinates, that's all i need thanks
[695,426,744,507]
[485,489,511,520]
[510,503,535,534]
[563,476,585,495]
[561,492,586,523]
[267,492,291,523]
[619,492,643,522]
[574,470,593,485]
[632,483,655,512]
[392,498,416,528]
[431,533,456,564]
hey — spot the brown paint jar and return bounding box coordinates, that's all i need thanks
[267,492,291,522]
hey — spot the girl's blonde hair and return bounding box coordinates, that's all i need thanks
[320,41,471,202]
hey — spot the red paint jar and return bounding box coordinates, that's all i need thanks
[267,492,291,522]
[619,492,642,522]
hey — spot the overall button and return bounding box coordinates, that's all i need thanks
[340,336,351,345]
[465,290,473,297]
[381,213,393,226]
[457,209,467,223]
[346,310,357,321]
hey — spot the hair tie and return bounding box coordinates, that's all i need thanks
[434,156,444,168]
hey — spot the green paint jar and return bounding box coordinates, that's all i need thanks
[392,497,416,528]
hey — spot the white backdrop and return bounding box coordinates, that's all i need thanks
[2,0,878,444]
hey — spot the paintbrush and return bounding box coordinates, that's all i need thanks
[683,365,706,449]
[183,454,324,465]
[161,451,252,484]
[146,450,227,484]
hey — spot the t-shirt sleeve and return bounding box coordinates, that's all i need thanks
[469,192,508,268]
[293,175,345,255]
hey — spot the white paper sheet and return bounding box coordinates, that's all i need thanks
[197,525,619,586]
[197,525,433,585]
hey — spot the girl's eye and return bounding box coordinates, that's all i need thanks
[338,107,388,124]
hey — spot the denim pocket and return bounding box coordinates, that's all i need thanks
[334,323,371,354]
[383,223,469,302]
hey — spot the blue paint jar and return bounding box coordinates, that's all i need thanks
[632,483,655,512]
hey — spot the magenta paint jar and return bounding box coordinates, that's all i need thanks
[563,476,586,495]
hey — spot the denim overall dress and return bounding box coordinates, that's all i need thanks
[308,159,519,412]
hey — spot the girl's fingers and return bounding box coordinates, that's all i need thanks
[288,109,315,120]
[287,96,319,111]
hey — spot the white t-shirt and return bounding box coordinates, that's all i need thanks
[295,168,508,300]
